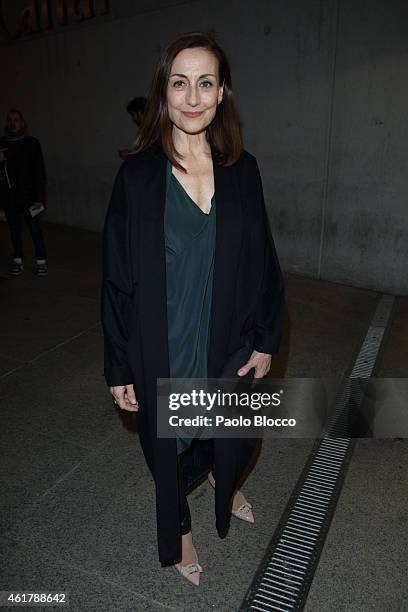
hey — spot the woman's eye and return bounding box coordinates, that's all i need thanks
[200,80,213,88]
[173,80,185,88]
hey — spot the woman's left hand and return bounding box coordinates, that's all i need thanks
[237,350,272,380]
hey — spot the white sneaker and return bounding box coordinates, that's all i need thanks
[9,260,24,275]
[35,261,48,276]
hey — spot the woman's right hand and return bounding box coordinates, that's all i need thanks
[111,384,139,412]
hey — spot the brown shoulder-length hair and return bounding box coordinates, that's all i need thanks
[132,32,243,172]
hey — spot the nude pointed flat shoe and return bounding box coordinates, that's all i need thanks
[174,545,203,586]
[231,501,255,524]
[207,472,255,524]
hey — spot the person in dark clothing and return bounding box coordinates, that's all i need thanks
[126,96,147,126]
[118,97,147,160]
[101,33,285,586]
[0,109,48,276]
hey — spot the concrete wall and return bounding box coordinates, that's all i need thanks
[1,0,407,295]
[321,1,408,295]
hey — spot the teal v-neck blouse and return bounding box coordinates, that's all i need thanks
[164,159,216,455]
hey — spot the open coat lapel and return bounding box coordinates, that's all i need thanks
[134,145,245,563]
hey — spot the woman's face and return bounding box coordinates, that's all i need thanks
[167,47,224,136]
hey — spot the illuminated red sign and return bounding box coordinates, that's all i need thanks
[0,0,110,39]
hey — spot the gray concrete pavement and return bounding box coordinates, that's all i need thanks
[0,222,406,611]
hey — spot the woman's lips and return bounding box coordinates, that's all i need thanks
[182,111,203,118]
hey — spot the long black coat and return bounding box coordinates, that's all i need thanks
[101,144,285,566]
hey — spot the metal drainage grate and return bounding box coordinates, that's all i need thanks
[326,294,395,437]
[349,294,395,378]
[240,294,395,612]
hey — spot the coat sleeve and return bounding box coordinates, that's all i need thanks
[101,163,134,387]
[251,157,285,355]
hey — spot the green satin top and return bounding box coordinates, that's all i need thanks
[164,159,216,455]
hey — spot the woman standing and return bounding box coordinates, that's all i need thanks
[101,32,285,585]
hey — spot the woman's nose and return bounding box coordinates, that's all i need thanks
[186,85,200,106]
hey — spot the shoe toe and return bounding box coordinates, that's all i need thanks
[188,571,201,586]
[232,502,255,524]
[174,562,203,587]
[244,509,255,523]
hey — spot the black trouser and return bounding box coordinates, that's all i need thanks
[177,437,216,536]
[4,205,47,260]
[177,451,192,535]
